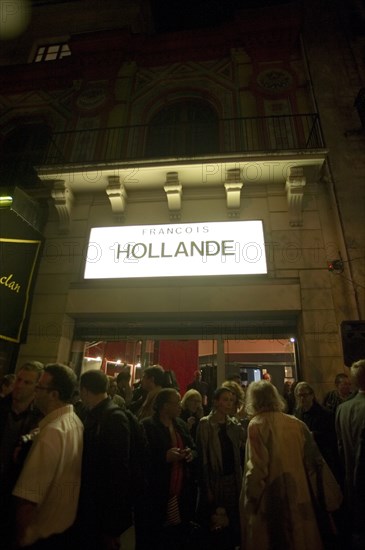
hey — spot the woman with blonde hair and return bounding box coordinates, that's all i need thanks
[240,380,329,550]
[180,388,203,440]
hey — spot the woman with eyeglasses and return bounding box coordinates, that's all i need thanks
[294,381,340,481]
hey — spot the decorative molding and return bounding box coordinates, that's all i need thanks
[285,167,306,227]
[50,179,74,233]
[75,83,110,113]
[164,172,182,211]
[256,69,293,93]
[224,168,243,209]
[106,175,128,215]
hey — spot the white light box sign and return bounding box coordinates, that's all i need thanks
[84,221,267,279]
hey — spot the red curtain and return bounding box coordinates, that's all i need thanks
[157,340,199,395]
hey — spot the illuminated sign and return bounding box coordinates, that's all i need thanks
[84,221,267,279]
[0,238,42,343]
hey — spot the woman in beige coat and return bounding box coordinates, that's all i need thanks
[240,380,325,550]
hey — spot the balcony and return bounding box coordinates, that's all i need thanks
[42,113,324,168]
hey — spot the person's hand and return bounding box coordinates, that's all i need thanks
[180,447,194,462]
[166,447,184,462]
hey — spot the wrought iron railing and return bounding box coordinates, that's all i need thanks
[42,113,324,166]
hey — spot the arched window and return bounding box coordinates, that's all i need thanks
[0,123,51,187]
[145,100,219,157]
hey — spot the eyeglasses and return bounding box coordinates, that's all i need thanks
[35,385,55,392]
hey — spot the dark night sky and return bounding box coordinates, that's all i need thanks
[150,0,297,33]
[31,1,297,34]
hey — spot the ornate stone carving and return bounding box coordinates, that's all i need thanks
[50,179,74,233]
[106,175,128,215]
[257,69,293,93]
[164,172,182,211]
[285,167,306,227]
[75,84,109,112]
[224,168,243,209]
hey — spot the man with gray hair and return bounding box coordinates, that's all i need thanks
[336,359,365,550]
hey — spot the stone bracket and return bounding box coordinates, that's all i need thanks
[224,168,243,209]
[106,175,128,216]
[164,172,182,212]
[51,179,74,233]
[286,167,306,227]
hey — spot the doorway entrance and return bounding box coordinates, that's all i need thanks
[72,336,298,396]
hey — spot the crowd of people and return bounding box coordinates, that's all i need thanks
[0,360,364,550]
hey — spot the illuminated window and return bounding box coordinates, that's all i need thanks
[34,43,71,62]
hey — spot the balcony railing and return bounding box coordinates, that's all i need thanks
[42,113,324,167]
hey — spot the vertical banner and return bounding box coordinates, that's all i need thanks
[0,238,42,343]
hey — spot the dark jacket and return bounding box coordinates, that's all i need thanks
[141,415,198,527]
[295,400,340,480]
[77,398,131,539]
[180,408,200,441]
[0,395,43,498]
[354,425,365,533]
[0,394,42,441]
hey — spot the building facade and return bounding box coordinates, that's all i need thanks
[0,0,364,396]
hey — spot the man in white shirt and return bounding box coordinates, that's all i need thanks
[13,363,83,549]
